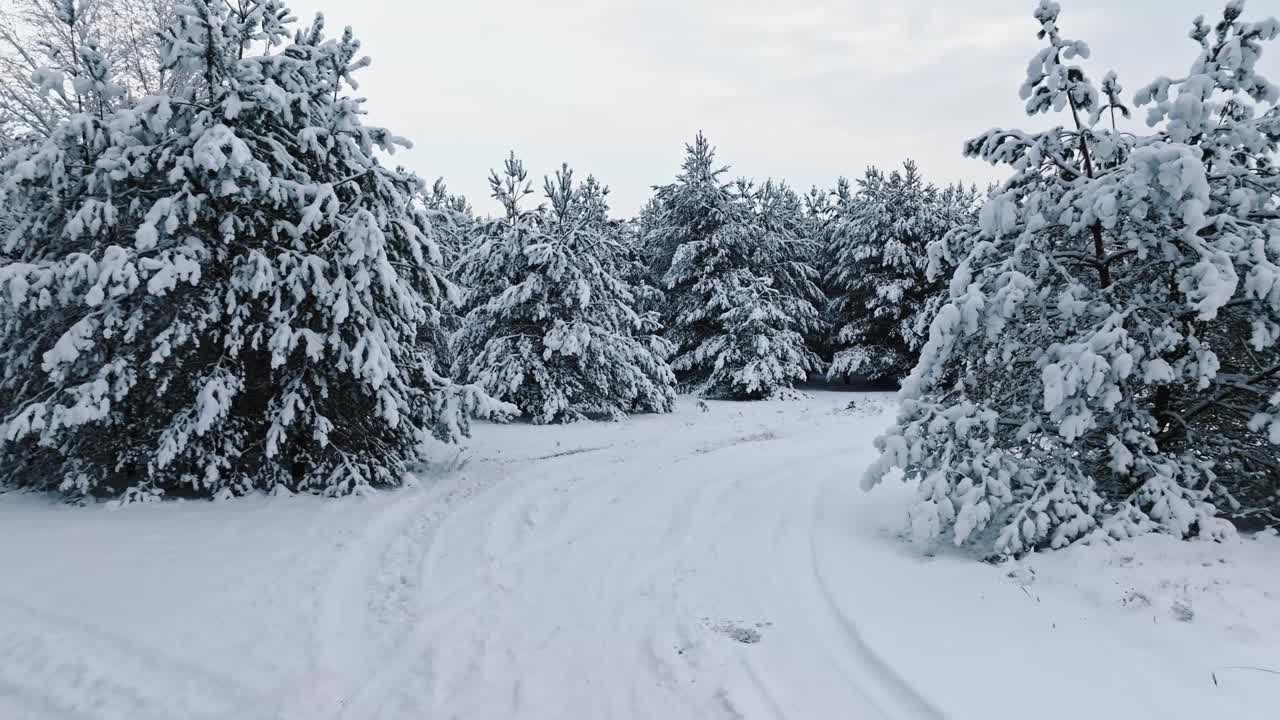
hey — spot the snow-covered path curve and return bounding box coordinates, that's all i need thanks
[281,393,936,720]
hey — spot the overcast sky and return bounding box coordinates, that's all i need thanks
[287,0,1278,216]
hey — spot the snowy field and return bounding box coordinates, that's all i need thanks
[1,391,1277,720]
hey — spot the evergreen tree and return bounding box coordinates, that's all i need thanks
[418,177,472,376]
[825,161,975,383]
[864,1,1280,554]
[644,133,738,283]
[423,177,474,267]
[624,197,668,317]
[651,135,821,398]
[0,1,507,499]
[806,178,851,360]
[916,180,983,353]
[452,156,676,423]
[755,178,828,357]
[802,180,846,264]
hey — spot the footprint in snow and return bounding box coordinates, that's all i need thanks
[713,620,770,644]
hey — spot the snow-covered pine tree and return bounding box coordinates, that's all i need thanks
[575,173,666,324]
[644,132,738,284]
[623,197,668,317]
[806,178,851,358]
[415,177,472,378]
[864,0,1280,554]
[0,1,508,500]
[451,156,676,423]
[824,161,971,383]
[802,179,847,255]
[570,173,611,229]
[915,180,983,356]
[755,178,828,360]
[653,135,821,398]
[423,178,473,266]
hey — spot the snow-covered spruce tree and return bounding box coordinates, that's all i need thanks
[824,162,976,383]
[451,156,676,423]
[864,1,1280,554]
[652,135,821,398]
[0,1,508,499]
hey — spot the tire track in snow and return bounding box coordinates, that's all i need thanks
[332,459,634,719]
[628,428,938,720]
[282,473,496,720]
[595,452,785,717]
[0,673,104,720]
[649,439,898,719]
[290,397,930,719]
[335,432,764,719]
[809,468,948,720]
[549,432,866,717]
[0,595,251,720]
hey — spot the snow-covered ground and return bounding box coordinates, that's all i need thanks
[1,391,1277,720]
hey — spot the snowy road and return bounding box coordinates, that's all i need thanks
[2,393,1278,719]
[290,393,937,720]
